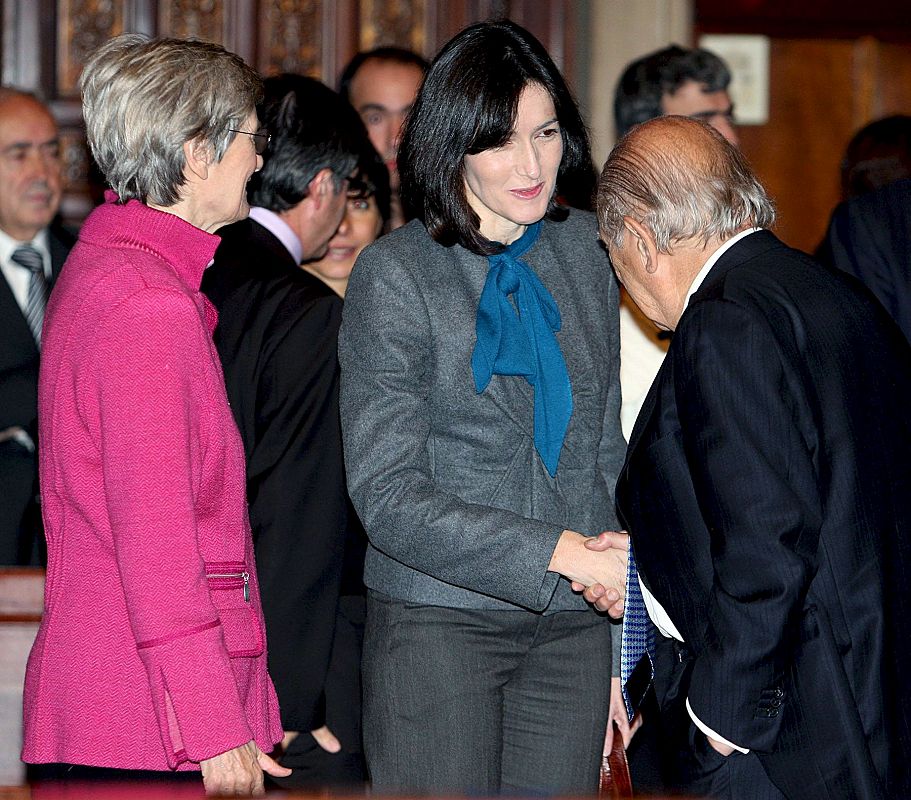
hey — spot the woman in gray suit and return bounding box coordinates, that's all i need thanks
[338,19,628,795]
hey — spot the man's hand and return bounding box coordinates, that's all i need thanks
[706,736,735,757]
[200,740,292,796]
[311,724,341,753]
[280,730,299,753]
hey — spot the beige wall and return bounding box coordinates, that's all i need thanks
[586,0,692,169]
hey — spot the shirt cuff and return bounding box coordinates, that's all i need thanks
[686,697,750,754]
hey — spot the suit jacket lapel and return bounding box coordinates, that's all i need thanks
[625,231,782,457]
[688,229,783,308]
[48,223,75,283]
[0,271,38,356]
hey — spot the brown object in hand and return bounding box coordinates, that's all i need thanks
[599,721,633,799]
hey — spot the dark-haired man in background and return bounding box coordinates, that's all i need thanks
[614,44,738,146]
[202,74,372,787]
[0,87,73,565]
[613,44,740,443]
[340,46,427,228]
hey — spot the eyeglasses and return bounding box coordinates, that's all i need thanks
[228,127,271,155]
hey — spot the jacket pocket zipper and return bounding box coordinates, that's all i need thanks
[207,571,250,602]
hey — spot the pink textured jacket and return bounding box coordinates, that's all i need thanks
[22,197,283,771]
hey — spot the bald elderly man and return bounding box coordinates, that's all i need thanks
[586,117,911,799]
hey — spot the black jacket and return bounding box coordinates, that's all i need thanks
[618,231,911,798]
[202,217,365,736]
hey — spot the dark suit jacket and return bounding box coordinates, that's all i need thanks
[818,178,911,343]
[617,231,911,798]
[0,222,74,564]
[202,218,365,742]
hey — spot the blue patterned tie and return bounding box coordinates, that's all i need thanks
[620,539,655,720]
[10,245,49,347]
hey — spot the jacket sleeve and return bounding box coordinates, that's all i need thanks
[245,294,347,733]
[673,298,820,752]
[92,288,253,766]
[338,242,564,611]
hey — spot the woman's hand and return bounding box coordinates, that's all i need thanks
[569,531,630,617]
[603,676,643,755]
[200,740,291,796]
[551,529,628,618]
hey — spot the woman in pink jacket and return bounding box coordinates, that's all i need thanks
[22,34,288,795]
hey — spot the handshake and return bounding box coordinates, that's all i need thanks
[548,529,629,618]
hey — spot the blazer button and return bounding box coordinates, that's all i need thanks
[770,698,782,708]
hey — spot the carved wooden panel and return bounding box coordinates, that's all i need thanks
[1,0,580,227]
[159,0,226,44]
[359,0,425,53]
[57,0,125,97]
[57,129,94,225]
[258,0,323,78]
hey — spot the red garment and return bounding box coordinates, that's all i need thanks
[22,196,282,771]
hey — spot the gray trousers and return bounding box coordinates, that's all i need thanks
[363,591,613,795]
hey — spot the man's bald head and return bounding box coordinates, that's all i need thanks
[597,116,773,253]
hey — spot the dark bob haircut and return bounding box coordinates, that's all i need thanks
[397,19,594,255]
[248,74,364,212]
[350,136,392,229]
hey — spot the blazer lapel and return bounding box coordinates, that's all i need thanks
[48,224,75,276]
[616,351,671,528]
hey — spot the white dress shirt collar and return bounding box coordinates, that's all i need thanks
[683,227,760,311]
[248,206,303,265]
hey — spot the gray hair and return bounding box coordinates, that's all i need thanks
[597,116,775,252]
[80,34,262,206]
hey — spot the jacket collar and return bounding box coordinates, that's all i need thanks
[80,193,220,292]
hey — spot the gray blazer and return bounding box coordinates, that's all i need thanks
[339,209,625,616]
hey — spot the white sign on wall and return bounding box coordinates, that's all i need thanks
[699,34,771,126]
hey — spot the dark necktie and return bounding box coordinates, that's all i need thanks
[620,540,656,720]
[10,245,49,347]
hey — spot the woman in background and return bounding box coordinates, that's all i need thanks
[23,34,287,796]
[304,140,390,296]
[338,19,629,796]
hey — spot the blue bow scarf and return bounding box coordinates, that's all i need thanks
[470,222,573,476]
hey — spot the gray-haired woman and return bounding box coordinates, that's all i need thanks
[22,34,289,795]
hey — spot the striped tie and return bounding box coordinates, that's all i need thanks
[620,539,656,720]
[10,245,49,347]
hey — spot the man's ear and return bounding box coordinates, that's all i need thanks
[183,137,214,181]
[623,216,660,275]
[307,168,337,210]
